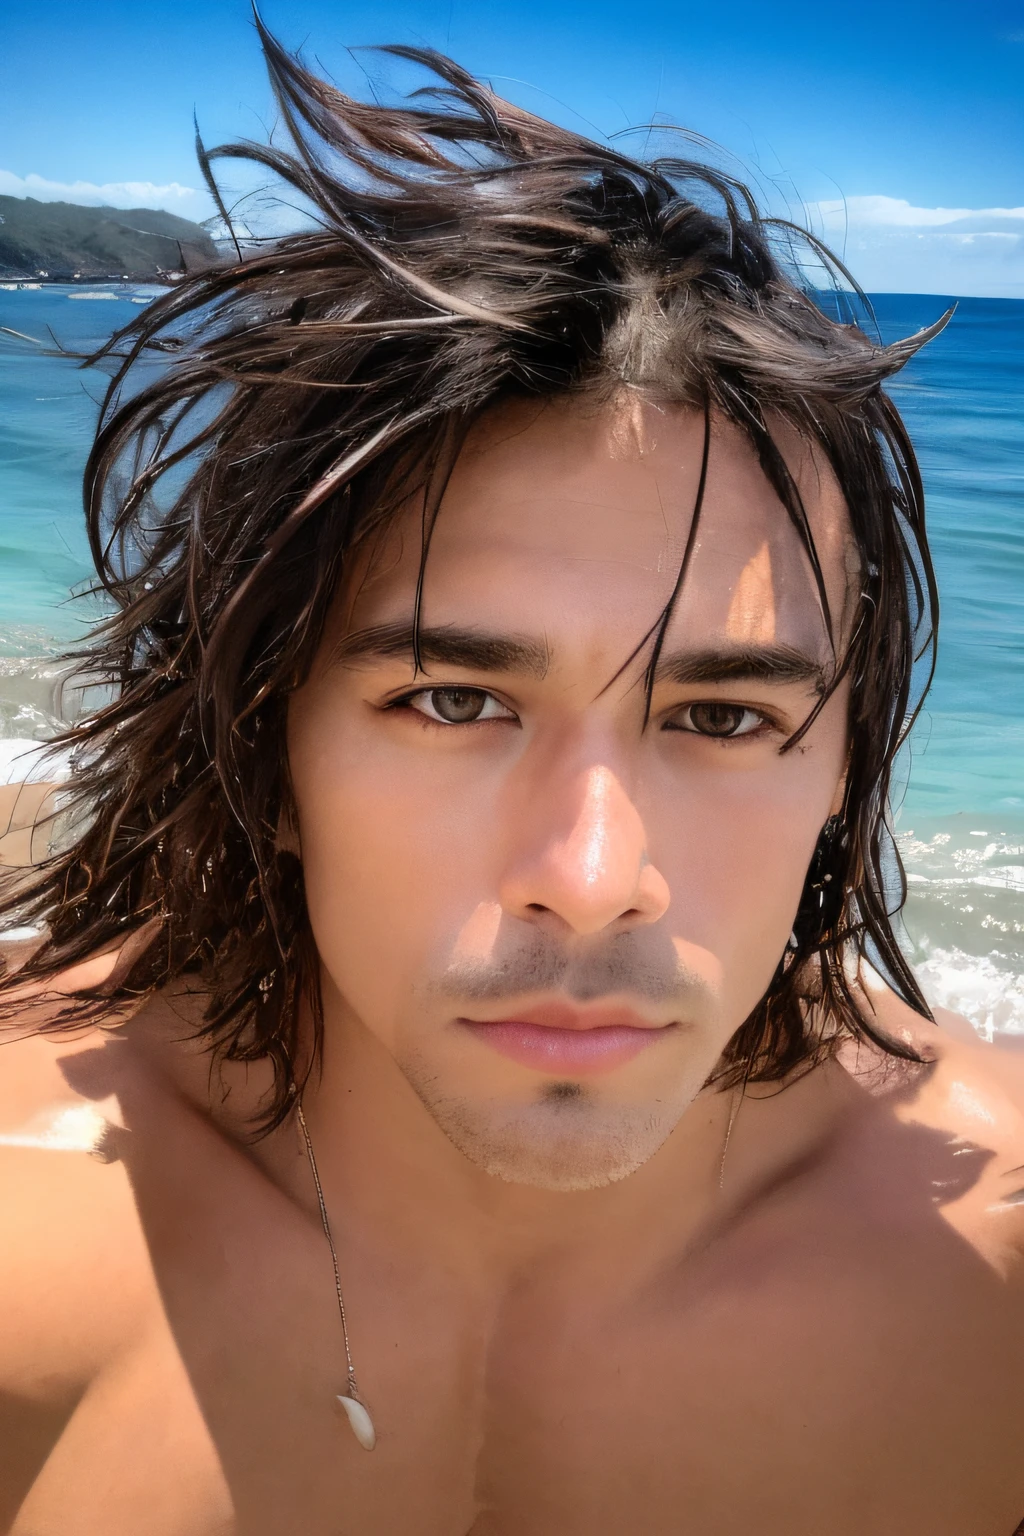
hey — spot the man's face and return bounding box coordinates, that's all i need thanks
[288,394,853,1191]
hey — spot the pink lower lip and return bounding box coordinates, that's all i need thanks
[460,1019,668,1075]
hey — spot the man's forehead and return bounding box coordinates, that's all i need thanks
[342,392,855,652]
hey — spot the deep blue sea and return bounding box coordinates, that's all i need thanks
[1,285,1022,1031]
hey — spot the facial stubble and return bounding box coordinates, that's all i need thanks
[391,930,721,1190]
[397,1048,678,1192]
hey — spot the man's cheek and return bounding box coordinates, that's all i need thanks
[300,780,482,999]
[662,813,811,1015]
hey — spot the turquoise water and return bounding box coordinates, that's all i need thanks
[868,297,1024,1029]
[1,286,1022,1028]
[875,296,1024,819]
[0,287,124,656]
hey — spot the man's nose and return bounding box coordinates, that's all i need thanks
[499,764,670,938]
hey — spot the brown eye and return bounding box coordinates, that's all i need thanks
[406,687,515,725]
[691,702,745,736]
[668,701,764,737]
[426,688,487,723]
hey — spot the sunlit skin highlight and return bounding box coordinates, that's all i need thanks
[726,540,776,642]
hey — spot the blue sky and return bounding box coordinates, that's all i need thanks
[1,0,1021,297]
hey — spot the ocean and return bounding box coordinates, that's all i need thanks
[1,285,1022,1034]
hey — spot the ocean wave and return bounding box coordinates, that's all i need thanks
[913,945,1024,1038]
[890,815,1024,1037]
[897,816,1024,971]
[0,654,102,740]
[0,624,71,662]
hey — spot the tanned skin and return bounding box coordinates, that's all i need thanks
[2,396,1023,1535]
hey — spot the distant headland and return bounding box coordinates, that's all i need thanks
[0,197,219,282]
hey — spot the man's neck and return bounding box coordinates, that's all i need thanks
[286,999,858,1297]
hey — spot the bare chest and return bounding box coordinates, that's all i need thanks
[17,1244,1024,1536]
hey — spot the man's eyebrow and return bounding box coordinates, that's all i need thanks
[330,622,550,678]
[332,626,827,693]
[654,643,829,693]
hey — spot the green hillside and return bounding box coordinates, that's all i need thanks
[0,198,219,281]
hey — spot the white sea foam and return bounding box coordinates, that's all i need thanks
[895,816,1024,1040]
[913,945,1024,1039]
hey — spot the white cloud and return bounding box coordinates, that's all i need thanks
[2,172,1020,298]
[0,169,208,218]
[813,195,1024,229]
[805,195,1024,298]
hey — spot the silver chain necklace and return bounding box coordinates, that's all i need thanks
[298,1082,745,1454]
[296,1101,377,1451]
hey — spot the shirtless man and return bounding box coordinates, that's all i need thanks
[2,31,1023,1535]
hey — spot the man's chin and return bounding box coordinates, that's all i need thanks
[418,1092,677,1192]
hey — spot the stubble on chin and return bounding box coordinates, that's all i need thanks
[397,1053,674,1192]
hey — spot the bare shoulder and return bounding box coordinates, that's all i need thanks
[859,976,1024,1118]
[851,979,1024,1267]
[0,1020,160,1402]
[0,1009,169,1522]
[0,963,282,1400]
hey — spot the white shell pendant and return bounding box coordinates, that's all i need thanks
[338,1394,377,1451]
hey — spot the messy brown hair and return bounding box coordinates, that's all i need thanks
[0,21,946,1128]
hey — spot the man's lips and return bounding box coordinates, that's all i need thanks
[457,1003,673,1075]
